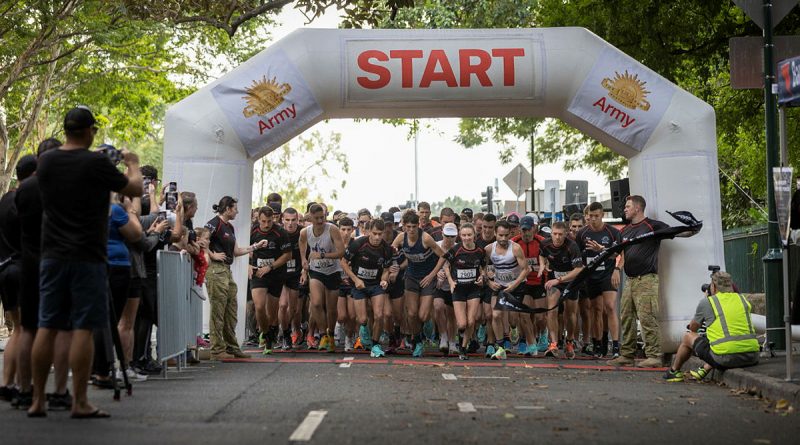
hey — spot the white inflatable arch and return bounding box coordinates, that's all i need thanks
[164,28,723,352]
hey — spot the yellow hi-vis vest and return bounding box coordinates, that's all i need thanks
[706,292,759,355]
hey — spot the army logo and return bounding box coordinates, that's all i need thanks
[242,76,292,118]
[601,70,650,111]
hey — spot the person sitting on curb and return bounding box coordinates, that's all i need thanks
[664,271,759,382]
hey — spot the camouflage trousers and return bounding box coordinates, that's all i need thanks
[619,273,661,359]
[207,261,243,355]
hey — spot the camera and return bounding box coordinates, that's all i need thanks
[166,181,178,211]
[700,265,721,295]
[98,144,122,166]
[188,229,197,244]
[157,210,167,222]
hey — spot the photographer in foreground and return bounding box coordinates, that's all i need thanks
[664,271,759,382]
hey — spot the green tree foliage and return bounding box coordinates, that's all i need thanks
[253,130,349,210]
[346,0,800,229]
[430,196,480,216]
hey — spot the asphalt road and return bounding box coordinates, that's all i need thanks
[0,351,797,445]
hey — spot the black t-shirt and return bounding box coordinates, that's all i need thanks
[206,215,237,265]
[427,225,444,242]
[577,224,622,280]
[540,238,582,276]
[621,217,670,277]
[15,177,42,259]
[250,224,291,274]
[444,244,485,287]
[476,235,496,250]
[37,148,129,262]
[345,236,393,286]
[0,191,20,260]
[284,227,302,277]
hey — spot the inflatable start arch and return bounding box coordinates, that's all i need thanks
[164,28,723,352]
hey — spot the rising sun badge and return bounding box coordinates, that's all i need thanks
[242,76,292,118]
[601,70,650,111]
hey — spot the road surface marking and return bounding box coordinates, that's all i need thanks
[457,376,510,379]
[343,357,355,361]
[442,373,457,380]
[289,410,328,441]
[515,405,546,410]
[473,405,497,409]
[457,402,476,413]
[339,362,351,368]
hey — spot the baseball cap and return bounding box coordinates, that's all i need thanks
[520,215,539,230]
[443,223,458,237]
[711,271,734,292]
[461,208,473,218]
[380,212,394,224]
[393,211,402,223]
[64,106,96,132]
[15,155,37,181]
[507,213,520,227]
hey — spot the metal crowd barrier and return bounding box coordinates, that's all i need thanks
[156,250,201,371]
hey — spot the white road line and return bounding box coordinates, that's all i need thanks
[457,402,477,413]
[515,406,546,410]
[457,376,510,379]
[473,405,497,409]
[442,373,458,380]
[343,357,355,361]
[289,410,328,441]
[339,362,351,368]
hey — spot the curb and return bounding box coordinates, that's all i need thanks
[686,357,800,408]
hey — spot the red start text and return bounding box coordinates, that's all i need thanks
[356,48,525,89]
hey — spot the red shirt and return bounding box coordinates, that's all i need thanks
[193,248,209,285]
[511,233,545,285]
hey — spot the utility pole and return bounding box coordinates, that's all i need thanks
[530,128,536,213]
[761,0,785,350]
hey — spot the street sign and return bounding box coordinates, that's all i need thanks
[733,0,798,30]
[778,55,800,105]
[773,167,793,246]
[564,180,588,205]
[543,180,560,215]
[503,163,531,197]
[730,36,800,89]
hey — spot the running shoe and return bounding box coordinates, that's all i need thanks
[491,346,507,360]
[449,341,460,356]
[318,334,330,351]
[116,367,147,382]
[334,322,344,344]
[423,320,435,341]
[544,342,560,358]
[359,325,371,348]
[326,335,336,353]
[524,343,538,357]
[485,344,496,358]
[306,334,318,350]
[565,340,576,359]
[537,331,549,353]
[380,331,391,345]
[439,336,449,354]
[663,369,684,382]
[46,390,72,411]
[477,324,487,344]
[581,342,593,355]
[344,335,354,352]
[468,339,480,354]
[458,345,469,361]
[196,336,210,348]
[412,342,424,358]
[280,337,291,351]
[510,327,519,345]
[518,341,528,355]
[353,337,365,350]
[611,343,620,359]
[262,346,273,355]
[258,332,266,349]
[689,367,708,381]
[503,338,512,351]
[370,344,386,358]
[291,331,302,349]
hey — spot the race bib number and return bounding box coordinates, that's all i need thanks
[357,267,378,280]
[286,259,296,273]
[311,258,335,269]
[456,269,477,281]
[527,258,539,272]
[256,258,275,268]
[496,271,515,282]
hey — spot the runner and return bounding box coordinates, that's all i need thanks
[391,211,446,357]
[417,202,434,233]
[475,213,497,350]
[443,223,485,360]
[539,221,584,359]
[354,208,371,237]
[568,212,593,353]
[280,208,304,348]
[249,206,292,354]
[434,223,458,356]
[427,207,456,241]
[510,215,546,356]
[381,212,407,352]
[299,203,346,353]
[460,208,473,224]
[337,217,358,351]
[577,202,623,358]
[485,220,529,360]
[341,218,393,358]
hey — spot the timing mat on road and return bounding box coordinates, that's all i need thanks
[222,350,666,372]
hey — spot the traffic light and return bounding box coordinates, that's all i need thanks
[481,186,493,213]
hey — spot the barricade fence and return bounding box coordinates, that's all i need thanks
[157,250,203,369]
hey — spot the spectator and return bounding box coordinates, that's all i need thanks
[28,106,142,418]
[205,196,266,360]
[10,140,69,411]
[664,271,759,382]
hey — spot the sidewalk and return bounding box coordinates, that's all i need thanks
[687,351,800,408]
